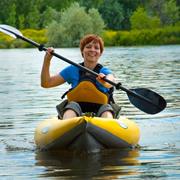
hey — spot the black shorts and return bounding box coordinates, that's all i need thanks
[56,100,114,118]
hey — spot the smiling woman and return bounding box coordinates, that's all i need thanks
[41,34,116,119]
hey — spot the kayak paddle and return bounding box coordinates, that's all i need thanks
[0,24,167,114]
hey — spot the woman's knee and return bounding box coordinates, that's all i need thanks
[97,104,114,118]
[63,101,82,119]
[63,109,77,119]
[100,110,113,118]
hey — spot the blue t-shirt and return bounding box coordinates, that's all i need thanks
[59,65,112,93]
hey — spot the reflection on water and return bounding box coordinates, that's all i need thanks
[35,149,140,179]
[0,46,180,179]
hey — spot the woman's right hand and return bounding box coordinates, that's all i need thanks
[44,47,54,61]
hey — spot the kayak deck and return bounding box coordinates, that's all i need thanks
[34,116,140,152]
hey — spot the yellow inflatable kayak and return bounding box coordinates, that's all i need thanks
[34,116,140,152]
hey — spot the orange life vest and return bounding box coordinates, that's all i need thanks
[62,63,114,105]
[67,80,109,104]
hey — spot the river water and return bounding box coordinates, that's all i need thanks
[0,45,179,179]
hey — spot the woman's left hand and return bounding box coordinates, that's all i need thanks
[96,73,113,88]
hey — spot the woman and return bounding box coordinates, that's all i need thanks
[41,34,116,119]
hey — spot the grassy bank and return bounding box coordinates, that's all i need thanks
[102,26,180,46]
[0,26,179,48]
[0,29,47,48]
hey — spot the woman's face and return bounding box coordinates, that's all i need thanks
[82,40,102,63]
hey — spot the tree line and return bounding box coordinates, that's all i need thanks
[0,0,179,30]
[0,0,179,48]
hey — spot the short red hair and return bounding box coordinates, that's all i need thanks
[80,34,104,54]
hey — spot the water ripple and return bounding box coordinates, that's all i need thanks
[0,46,179,179]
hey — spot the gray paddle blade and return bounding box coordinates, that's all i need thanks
[0,24,23,38]
[128,88,167,114]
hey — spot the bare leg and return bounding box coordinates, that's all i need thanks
[62,109,77,119]
[100,111,113,118]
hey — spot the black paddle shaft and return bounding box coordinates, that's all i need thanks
[0,25,167,114]
[14,31,122,88]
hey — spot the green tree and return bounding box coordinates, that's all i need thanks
[47,21,68,47]
[99,0,124,30]
[117,0,141,29]
[88,8,105,35]
[144,0,179,26]
[47,3,105,47]
[130,7,160,29]
[40,7,61,28]
[6,3,16,26]
[42,0,77,11]
[0,0,78,29]
[18,15,25,29]
[162,0,179,25]
[78,0,104,9]
[98,0,140,30]
[27,5,40,29]
[0,0,16,24]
